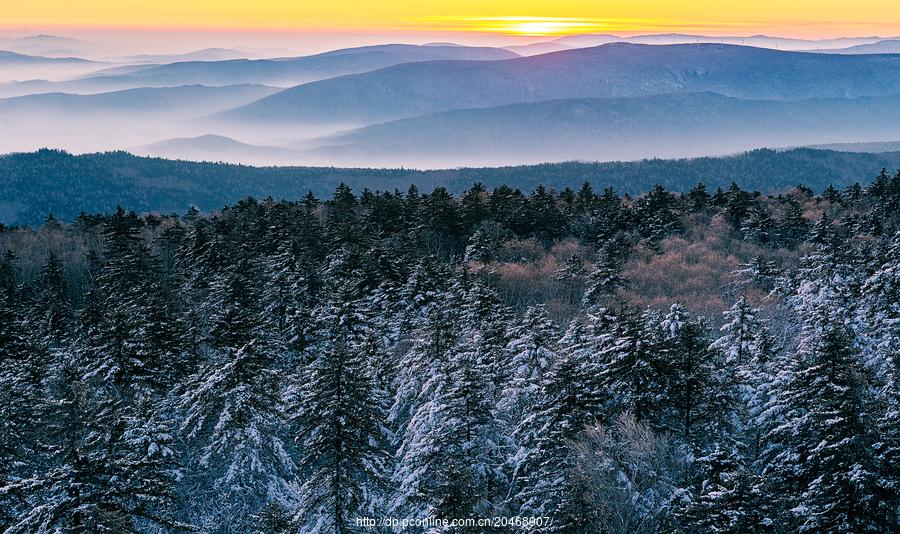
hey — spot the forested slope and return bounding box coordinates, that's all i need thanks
[1,170,899,531]
[2,147,900,226]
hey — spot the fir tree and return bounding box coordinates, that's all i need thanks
[581,250,626,309]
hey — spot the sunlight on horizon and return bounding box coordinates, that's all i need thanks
[452,17,612,36]
[2,1,899,40]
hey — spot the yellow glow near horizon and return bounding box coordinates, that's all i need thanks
[461,17,610,36]
[2,1,899,38]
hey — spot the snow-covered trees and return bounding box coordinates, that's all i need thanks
[764,325,881,532]
[391,273,510,523]
[573,413,687,533]
[179,337,297,531]
[179,257,297,531]
[581,250,626,309]
[512,340,606,531]
[598,308,661,425]
[501,305,558,425]
[682,444,750,533]
[712,297,759,367]
[3,178,900,533]
[291,264,388,531]
[6,358,184,533]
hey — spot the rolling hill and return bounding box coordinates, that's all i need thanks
[550,33,890,50]
[64,44,520,90]
[310,92,900,166]
[811,39,900,54]
[0,49,95,66]
[220,43,900,126]
[808,140,900,153]
[0,49,106,82]
[134,134,297,164]
[0,84,280,116]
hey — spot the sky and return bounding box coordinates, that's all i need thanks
[3,0,900,39]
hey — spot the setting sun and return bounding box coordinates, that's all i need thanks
[462,17,609,36]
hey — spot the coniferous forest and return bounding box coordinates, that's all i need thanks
[1,171,900,533]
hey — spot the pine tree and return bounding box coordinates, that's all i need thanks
[581,250,625,309]
[262,239,316,355]
[463,227,496,264]
[179,338,296,532]
[6,358,184,533]
[658,305,731,443]
[684,444,751,533]
[777,196,809,246]
[459,271,512,401]
[0,285,46,528]
[712,297,759,367]
[80,209,176,393]
[179,255,295,530]
[389,293,460,452]
[392,330,502,522]
[857,232,900,529]
[391,273,509,522]
[742,204,776,245]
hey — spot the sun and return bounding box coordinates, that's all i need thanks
[478,17,607,36]
[502,19,589,36]
[427,16,612,37]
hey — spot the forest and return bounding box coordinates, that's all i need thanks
[1,169,899,532]
[4,147,900,226]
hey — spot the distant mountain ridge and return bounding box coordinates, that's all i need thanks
[65,44,520,90]
[134,134,296,164]
[809,39,900,54]
[807,140,900,153]
[220,43,900,126]
[311,92,900,166]
[548,33,892,50]
[0,84,280,116]
[0,49,96,64]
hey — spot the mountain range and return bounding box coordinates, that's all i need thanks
[310,92,900,167]
[38,44,519,93]
[4,35,900,168]
[220,44,900,126]
[504,33,896,55]
[811,39,900,54]
[134,134,296,164]
[0,49,106,82]
[0,84,278,116]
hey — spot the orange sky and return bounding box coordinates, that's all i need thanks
[3,1,899,38]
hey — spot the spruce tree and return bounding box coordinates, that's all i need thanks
[764,324,880,532]
[179,257,296,531]
[512,348,605,531]
[36,252,70,347]
[291,262,388,531]
[598,308,662,424]
[500,305,559,425]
